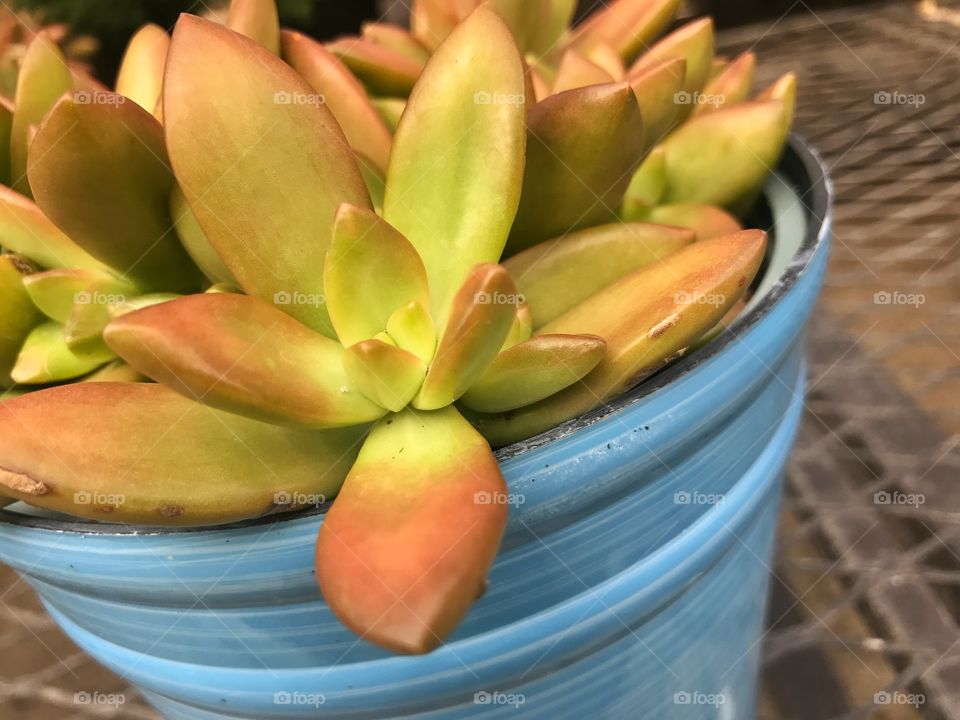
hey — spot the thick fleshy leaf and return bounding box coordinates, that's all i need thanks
[316,405,507,654]
[342,339,427,412]
[80,359,144,383]
[628,57,685,147]
[567,0,681,63]
[386,301,436,362]
[709,57,727,82]
[64,275,137,360]
[643,203,742,241]
[693,50,755,116]
[411,0,459,51]
[507,82,645,254]
[0,186,107,272]
[383,7,526,320]
[165,15,371,337]
[0,256,41,387]
[373,97,405,133]
[0,97,12,186]
[107,293,180,319]
[227,0,280,54]
[659,100,790,210]
[327,38,422,98]
[115,23,169,116]
[552,50,614,94]
[629,18,714,117]
[415,264,518,410]
[28,95,200,293]
[281,30,392,173]
[357,154,386,212]
[10,32,72,196]
[505,222,693,327]
[0,382,365,525]
[586,44,626,80]
[21,268,117,323]
[757,72,797,130]
[104,293,385,428]
[470,230,767,445]
[361,23,430,66]
[11,321,103,384]
[169,186,235,285]
[325,204,430,347]
[491,0,576,59]
[502,303,533,350]
[621,146,666,218]
[460,334,606,413]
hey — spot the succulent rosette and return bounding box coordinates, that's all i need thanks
[0,0,783,654]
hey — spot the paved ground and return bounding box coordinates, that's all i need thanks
[2,2,960,718]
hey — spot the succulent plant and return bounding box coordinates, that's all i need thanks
[0,0,783,654]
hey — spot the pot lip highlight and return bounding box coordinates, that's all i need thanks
[0,134,830,537]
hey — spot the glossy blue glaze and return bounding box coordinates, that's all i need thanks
[0,138,831,719]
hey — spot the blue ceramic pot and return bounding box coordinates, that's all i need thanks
[0,137,830,719]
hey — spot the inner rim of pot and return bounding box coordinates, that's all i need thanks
[0,134,830,535]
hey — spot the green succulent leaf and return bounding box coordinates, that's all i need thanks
[507,82,645,254]
[659,100,790,210]
[505,222,694,327]
[169,185,235,286]
[502,303,533,350]
[361,22,431,66]
[385,300,436,362]
[325,204,430,347]
[372,97,406,133]
[568,0,681,63]
[693,50,755,116]
[0,186,108,272]
[327,38,423,98]
[21,268,117,323]
[104,293,386,429]
[757,72,797,132]
[0,256,41,387]
[316,405,507,654]
[552,50,615,94]
[342,339,427,412]
[490,0,577,59]
[63,275,137,361]
[11,321,104,384]
[621,146,667,218]
[411,0,459,51]
[80,359,145,383]
[628,17,714,118]
[28,95,200,294]
[628,57,686,148]
[11,31,72,197]
[0,97,12,187]
[383,6,527,321]
[414,264,519,410]
[281,30,393,174]
[460,333,606,413]
[0,382,365,525]
[642,203,743,241]
[470,230,767,445]
[227,0,281,54]
[164,15,371,338]
[115,23,169,116]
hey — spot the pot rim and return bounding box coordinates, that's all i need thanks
[0,133,831,536]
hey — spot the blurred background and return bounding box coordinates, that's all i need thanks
[1,1,959,719]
